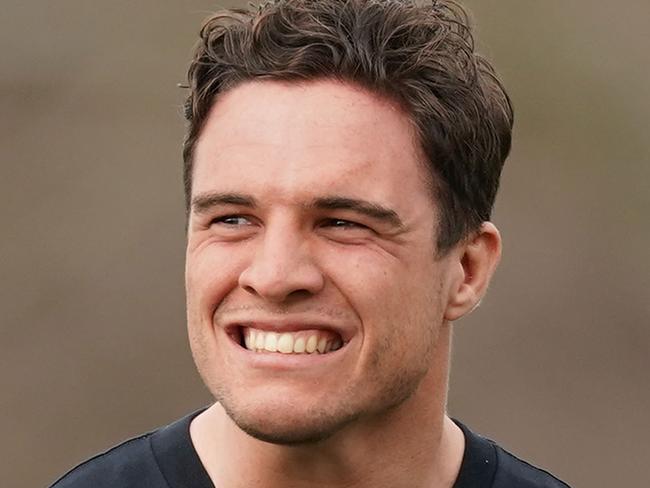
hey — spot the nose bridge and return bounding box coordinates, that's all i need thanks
[238,217,323,301]
[260,220,304,276]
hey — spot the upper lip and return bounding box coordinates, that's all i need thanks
[219,313,355,343]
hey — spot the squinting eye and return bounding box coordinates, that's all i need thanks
[323,218,364,229]
[212,215,251,226]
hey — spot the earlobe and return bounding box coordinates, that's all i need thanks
[444,222,501,322]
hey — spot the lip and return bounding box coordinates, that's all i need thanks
[220,313,356,343]
[216,313,357,372]
[221,326,354,372]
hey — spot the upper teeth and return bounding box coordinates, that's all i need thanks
[243,327,343,354]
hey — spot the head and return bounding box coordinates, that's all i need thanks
[183,0,512,445]
[183,0,513,254]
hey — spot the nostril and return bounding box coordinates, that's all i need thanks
[242,285,257,296]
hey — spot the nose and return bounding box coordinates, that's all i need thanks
[238,224,325,303]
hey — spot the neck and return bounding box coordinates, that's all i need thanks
[191,325,464,488]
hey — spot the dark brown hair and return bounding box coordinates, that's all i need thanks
[183,0,513,252]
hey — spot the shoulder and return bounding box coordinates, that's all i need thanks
[492,443,571,488]
[49,432,165,488]
[49,408,210,488]
[453,419,571,488]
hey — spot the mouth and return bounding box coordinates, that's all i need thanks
[232,326,345,355]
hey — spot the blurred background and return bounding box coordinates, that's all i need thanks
[1,1,648,486]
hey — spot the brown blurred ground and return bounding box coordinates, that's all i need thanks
[1,1,648,487]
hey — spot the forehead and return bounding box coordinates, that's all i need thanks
[192,79,432,209]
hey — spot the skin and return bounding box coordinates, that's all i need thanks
[185,79,501,488]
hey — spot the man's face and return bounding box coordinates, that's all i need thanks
[186,80,459,444]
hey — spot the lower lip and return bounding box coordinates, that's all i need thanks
[225,332,350,371]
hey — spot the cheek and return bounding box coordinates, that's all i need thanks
[327,254,402,328]
[338,255,443,351]
[185,243,246,322]
[185,246,245,386]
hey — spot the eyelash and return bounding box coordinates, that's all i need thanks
[208,215,369,231]
[210,215,252,226]
[320,218,365,229]
[210,214,366,228]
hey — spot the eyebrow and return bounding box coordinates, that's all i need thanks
[308,196,404,229]
[190,192,405,229]
[191,192,257,214]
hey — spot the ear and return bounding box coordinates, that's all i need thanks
[444,222,502,322]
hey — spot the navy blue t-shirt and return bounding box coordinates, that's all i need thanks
[50,409,570,487]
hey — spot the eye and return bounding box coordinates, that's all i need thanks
[321,218,365,229]
[320,218,375,233]
[210,215,252,226]
[317,217,375,243]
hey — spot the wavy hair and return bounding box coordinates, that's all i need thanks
[183,0,513,252]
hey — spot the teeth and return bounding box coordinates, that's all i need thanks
[242,328,343,355]
[277,333,294,353]
[264,332,278,352]
[306,335,318,353]
[255,332,265,350]
[293,337,306,353]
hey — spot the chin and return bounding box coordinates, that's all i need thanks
[218,393,362,446]
[236,419,347,445]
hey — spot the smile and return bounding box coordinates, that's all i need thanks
[241,327,344,354]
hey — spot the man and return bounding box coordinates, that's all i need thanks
[52,0,570,486]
